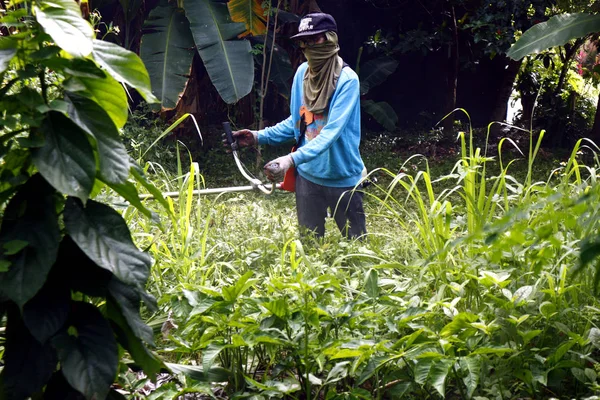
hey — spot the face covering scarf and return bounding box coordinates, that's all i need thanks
[302,31,343,114]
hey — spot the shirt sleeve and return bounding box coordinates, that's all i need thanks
[256,116,295,146]
[290,75,359,166]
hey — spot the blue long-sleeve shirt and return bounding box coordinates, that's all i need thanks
[257,62,364,187]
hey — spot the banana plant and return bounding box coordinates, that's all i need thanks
[359,56,399,132]
[507,13,600,60]
[228,0,267,37]
[141,0,265,109]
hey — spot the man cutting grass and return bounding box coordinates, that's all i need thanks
[232,13,366,239]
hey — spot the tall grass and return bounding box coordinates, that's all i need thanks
[116,116,600,399]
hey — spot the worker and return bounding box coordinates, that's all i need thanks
[231,12,366,239]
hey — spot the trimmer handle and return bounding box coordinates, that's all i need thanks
[222,122,238,150]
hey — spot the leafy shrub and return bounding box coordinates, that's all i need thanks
[121,115,600,398]
[0,1,167,398]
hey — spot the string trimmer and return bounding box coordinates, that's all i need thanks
[140,122,285,199]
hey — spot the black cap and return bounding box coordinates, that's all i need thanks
[290,13,338,39]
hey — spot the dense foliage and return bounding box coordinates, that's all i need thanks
[2,0,600,399]
[0,0,166,398]
[108,116,600,399]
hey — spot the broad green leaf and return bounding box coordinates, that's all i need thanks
[52,302,118,400]
[227,0,267,36]
[325,361,350,384]
[0,37,17,73]
[65,72,128,129]
[520,329,542,345]
[389,382,412,397]
[55,236,112,298]
[513,285,533,304]
[364,268,379,299]
[263,298,289,319]
[166,363,231,383]
[513,368,533,386]
[549,340,576,365]
[531,363,548,386]
[106,297,163,379]
[414,358,434,385]
[308,373,322,385]
[429,358,454,397]
[461,356,480,398]
[107,277,155,345]
[2,311,58,399]
[65,93,130,185]
[34,0,94,57]
[92,39,158,103]
[222,271,256,301]
[64,198,152,289]
[359,56,399,95]
[61,58,106,79]
[32,112,96,202]
[202,342,225,372]
[0,175,60,309]
[2,240,28,256]
[361,100,398,132]
[507,13,600,60]
[439,312,478,337]
[140,3,195,108]
[23,275,70,344]
[184,0,254,104]
[539,301,557,318]
[585,368,597,382]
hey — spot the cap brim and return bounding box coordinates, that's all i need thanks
[290,28,330,40]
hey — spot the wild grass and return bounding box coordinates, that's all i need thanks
[116,117,600,399]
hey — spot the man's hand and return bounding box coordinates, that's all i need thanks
[234,129,257,147]
[264,155,294,182]
[222,129,257,150]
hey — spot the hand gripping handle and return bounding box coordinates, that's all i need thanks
[222,121,238,150]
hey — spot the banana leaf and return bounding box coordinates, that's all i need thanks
[140,2,195,109]
[227,0,267,36]
[184,0,253,104]
[362,99,398,132]
[359,56,399,96]
[507,13,600,60]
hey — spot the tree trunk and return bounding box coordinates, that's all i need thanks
[442,5,459,142]
[549,39,585,147]
[591,91,600,144]
[489,58,522,136]
[554,39,584,97]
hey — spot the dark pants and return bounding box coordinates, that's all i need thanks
[295,174,366,239]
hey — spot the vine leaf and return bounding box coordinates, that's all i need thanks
[64,198,152,289]
[0,175,60,309]
[34,0,94,58]
[92,39,158,103]
[32,112,96,202]
[52,302,118,400]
